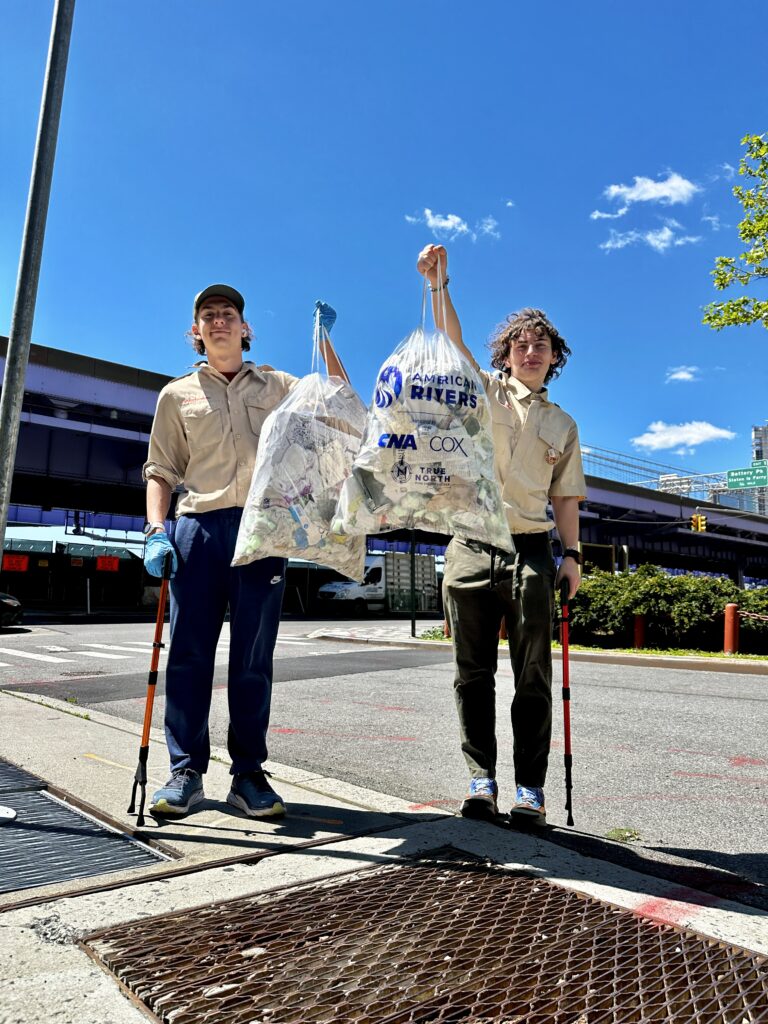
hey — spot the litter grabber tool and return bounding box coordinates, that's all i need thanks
[560,578,575,827]
[128,551,172,826]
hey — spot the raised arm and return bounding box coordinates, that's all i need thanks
[416,244,479,371]
[315,301,350,384]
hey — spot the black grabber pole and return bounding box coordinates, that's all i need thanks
[128,553,172,826]
[560,578,574,827]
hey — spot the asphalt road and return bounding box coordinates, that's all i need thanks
[2,619,766,902]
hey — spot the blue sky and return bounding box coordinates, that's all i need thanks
[1,0,766,477]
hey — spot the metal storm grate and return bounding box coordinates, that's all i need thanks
[0,785,165,895]
[0,758,45,795]
[83,853,768,1024]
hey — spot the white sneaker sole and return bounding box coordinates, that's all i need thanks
[227,791,286,818]
[149,788,205,817]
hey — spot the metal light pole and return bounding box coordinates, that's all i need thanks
[0,0,76,554]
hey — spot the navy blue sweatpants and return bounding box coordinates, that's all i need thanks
[165,508,286,775]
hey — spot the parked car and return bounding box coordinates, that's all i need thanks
[0,592,23,628]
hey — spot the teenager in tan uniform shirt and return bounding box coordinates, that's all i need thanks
[143,286,343,820]
[416,244,586,825]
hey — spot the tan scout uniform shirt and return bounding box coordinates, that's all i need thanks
[480,370,586,534]
[143,361,298,517]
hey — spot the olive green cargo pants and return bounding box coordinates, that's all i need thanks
[443,534,556,789]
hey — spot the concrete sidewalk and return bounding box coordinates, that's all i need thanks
[0,686,766,1024]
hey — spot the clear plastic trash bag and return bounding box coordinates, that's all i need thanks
[333,282,510,550]
[232,321,368,580]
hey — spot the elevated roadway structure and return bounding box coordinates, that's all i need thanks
[2,338,767,587]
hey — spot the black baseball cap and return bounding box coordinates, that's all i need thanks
[193,284,245,319]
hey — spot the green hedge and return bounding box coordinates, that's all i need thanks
[568,565,768,653]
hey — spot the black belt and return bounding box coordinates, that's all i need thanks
[508,532,551,553]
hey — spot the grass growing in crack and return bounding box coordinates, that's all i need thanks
[605,827,642,843]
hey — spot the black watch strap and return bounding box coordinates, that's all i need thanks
[563,547,582,565]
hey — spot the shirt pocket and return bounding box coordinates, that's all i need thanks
[245,400,271,437]
[183,406,223,450]
[536,422,570,479]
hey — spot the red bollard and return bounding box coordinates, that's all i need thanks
[443,618,451,639]
[633,614,646,650]
[499,618,508,641]
[724,603,740,655]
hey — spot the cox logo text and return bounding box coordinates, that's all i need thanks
[429,436,467,455]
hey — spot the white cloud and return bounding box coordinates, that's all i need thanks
[590,206,629,220]
[702,213,721,231]
[477,215,500,239]
[592,171,701,223]
[403,209,470,240]
[505,199,515,208]
[631,420,736,451]
[721,162,736,180]
[665,365,701,383]
[405,208,500,242]
[605,171,700,206]
[672,447,696,457]
[600,225,701,254]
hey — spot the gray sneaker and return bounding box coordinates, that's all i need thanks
[149,768,204,817]
[227,770,286,818]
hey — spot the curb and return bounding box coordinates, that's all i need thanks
[308,631,768,675]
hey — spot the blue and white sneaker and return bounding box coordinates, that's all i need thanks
[149,768,205,817]
[227,770,286,818]
[460,778,498,821]
[510,785,546,825]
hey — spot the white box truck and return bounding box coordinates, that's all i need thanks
[316,551,439,614]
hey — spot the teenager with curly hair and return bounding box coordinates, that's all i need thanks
[416,245,585,826]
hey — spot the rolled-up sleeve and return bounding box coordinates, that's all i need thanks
[143,389,188,488]
[549,422,586,499]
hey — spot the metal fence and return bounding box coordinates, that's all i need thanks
[581,444,765,511]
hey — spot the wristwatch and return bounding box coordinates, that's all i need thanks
[143,521,166,536]
[562,547,582,565]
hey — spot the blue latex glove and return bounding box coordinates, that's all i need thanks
[144,531,178,578]
[315,300,336,334]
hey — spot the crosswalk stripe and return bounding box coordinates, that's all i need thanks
[275,639,312,645]
[73,651,132,660]
[0,648,71,663]
[82,643,160,653]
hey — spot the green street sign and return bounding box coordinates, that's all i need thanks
[727,465,768,489]
[752,459,768,467]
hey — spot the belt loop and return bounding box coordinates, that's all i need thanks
[489,546,496,590]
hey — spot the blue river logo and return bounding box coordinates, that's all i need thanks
[374,365,402,408]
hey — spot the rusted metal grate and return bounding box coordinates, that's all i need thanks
[83,853,768,1024]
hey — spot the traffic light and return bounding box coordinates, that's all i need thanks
[698,514,707,532]
[689,514,707,532]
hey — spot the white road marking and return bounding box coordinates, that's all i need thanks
[83,643,161,653]
[0,648,71,663]
[275,639,313,646]
[72,651,133,660]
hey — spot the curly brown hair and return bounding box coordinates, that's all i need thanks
[488,307,571,384]
[186,320,254,356]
